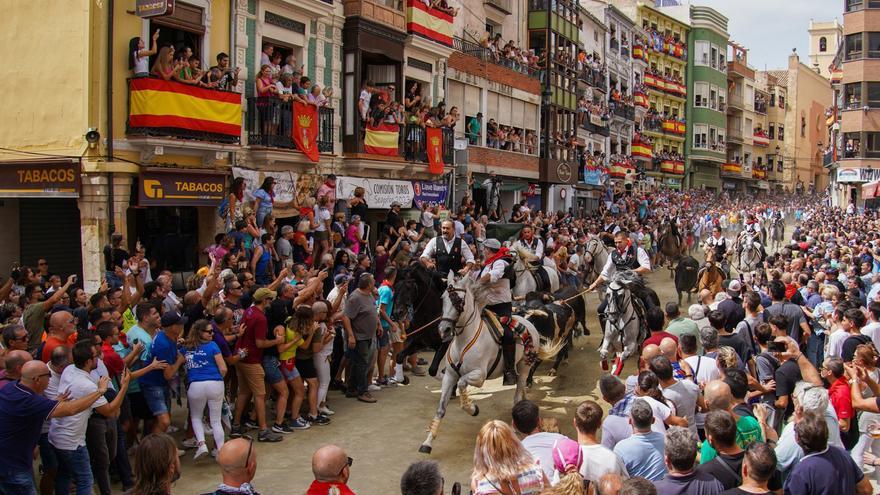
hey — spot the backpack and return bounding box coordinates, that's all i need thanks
[217,196,229,219]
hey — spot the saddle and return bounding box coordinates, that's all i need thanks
[482,310,538,366]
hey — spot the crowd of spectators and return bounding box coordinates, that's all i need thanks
[128,31,241,92]
[577,98,611,127]
[481,33,542,72]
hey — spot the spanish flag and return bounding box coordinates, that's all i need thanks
[129,78,241,136]
[644,74,658,89]
[722,163,742,174]
[633,46,644,60]
[634,93,649,108]
[407,0,454,47]
[632,142,652,158]
[660,160,676,174]
[364,122,400,156]
[662,120,677,133]
[675,122,686,135]
[674,161,685,175]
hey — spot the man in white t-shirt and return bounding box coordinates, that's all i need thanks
[358,81,373,121]
[861,301,880,350]
[512,400,566,480]
[574,400,629,483]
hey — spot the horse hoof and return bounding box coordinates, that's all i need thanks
[471,405,480,417]
[419,445,432,454]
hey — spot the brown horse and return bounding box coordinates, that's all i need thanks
[658,224,685,277]
[697,246,724,297]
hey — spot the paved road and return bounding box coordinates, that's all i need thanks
[168,266,692,494]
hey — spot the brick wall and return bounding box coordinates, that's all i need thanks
[448,52,541,95]
[469,146,540,173]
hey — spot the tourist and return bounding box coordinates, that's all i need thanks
[129,433,181,495]
[513,400,567,481]
[572,400,628,484]
[206,438,260,495]
[471,420,547,494]
[400,460,444,495]
[307,444,357,495]
[612,399,667,481]
[654,427,723,495]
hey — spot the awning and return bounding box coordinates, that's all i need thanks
[472,174,529,192]
[863,181,880,200]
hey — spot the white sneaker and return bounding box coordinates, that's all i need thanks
[193,444,209,461]
[318,405,335,416]
[181,437,199,449]
[367,384,381,392]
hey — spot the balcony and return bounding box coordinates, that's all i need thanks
[343,0,406,32]
[754,97,768,114]
[579,68,607,92]
[661,119,686,136]
[127,78,241,144]
[581,115,610,137]
[348,121,454,165]
[611,104,635,121]
[246,97,334,154]
[451,37,542,79]
[483,0,511,13]
[621,45,630,58]
[728,92,745,111]
[753,131,770,147]
[610,38,620,52]
[727,127,744,143]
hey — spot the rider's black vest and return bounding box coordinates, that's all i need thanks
[711,237,727,256]
[611,244,640,272]
[436,237,463,273]
[604,223,618,234]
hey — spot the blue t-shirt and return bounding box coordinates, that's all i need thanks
[138,331,178,388]
[119,324,153,393]
[376,284,394,330]
[0,382,58,474]
[784,446,863,495]
[185,342,223,383]
[613,431,667,481]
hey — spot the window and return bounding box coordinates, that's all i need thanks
[869,83,880,107]
[819,37,827,53]
[845,83,863,108]
[868,133,880,158]
[801,116,806,137]
[694,124,708,149]
[709,127,717,145]
[846,33,863,61]
[846,0,863,11]
[710,46,718,69]
[694,82,709,107]
[778,124,785,141]
[756,156,763,166]
[778,95,785,109]
[777,160,783,172]
[695,41,710,67]
[769,124,775,140]
[769,93,776,106]
[710,88,718,109]
[845,132,861,158]
[870,33,880,58]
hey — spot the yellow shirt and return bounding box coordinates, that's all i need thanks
[279,327,304,361]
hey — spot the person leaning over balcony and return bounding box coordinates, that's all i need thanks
[209,52,240,91]
[308,85,328,108]
[441,106,459,128]
[151,46,178,81]
[129,29,159,78]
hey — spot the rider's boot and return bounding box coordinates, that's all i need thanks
[502,344,517,386]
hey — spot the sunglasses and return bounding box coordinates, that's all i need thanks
[339,456,353,475]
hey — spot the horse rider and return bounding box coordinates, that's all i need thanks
[420,220,475,285]
[703,226,730,274]
[475,238,519,386]
[586,230,654,326]
[511,225,544,260]
[602,215,621,236]
[736,213,765,260]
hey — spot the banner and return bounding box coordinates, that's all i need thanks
[632,142,652,158]
[232,167,322,218]
[589,113,606,127]
[412,180,448,208]
[292,102,319,162]
[406,0,454,47]
[129,78,241,136]
[486,223,524,244]
[139,169,226,207]
[425,127,444,174]
[364,122,400,156]
[338,176,414,209]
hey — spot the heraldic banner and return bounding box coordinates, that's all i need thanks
[426,127,444,174]
[292,102,319,162]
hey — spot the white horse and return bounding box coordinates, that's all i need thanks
[598,271,646,376]
[512,246,560,298]
[736,233,763,282]
[418,271,562,454]
[581,235,610,289]
[767,217,785,253]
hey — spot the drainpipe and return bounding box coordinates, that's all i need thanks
[229,0,238,171]
[106,0,115,236]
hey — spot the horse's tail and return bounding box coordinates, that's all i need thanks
[535,314,568,361]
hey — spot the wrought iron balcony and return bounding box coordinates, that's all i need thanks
[247,97,334,153]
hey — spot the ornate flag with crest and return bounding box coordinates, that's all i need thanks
[292,102,319,162]
[426,127,444,174]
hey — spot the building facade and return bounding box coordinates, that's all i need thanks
[724,43,770,194]
[757,71,790,191]
[808,19,843,79]
[685,5,728,191]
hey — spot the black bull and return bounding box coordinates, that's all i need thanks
[392,264,590,383]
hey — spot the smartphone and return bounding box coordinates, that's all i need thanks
[767,341,787,353]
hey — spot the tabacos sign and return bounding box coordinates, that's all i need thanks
[139,170,226,206]
[0,159,81,197]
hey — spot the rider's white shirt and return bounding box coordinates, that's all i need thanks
[419,236,475,265]
[512,237,544,259]
[475,258,511,306]
[600,247,651,279]
[705,235,727,248]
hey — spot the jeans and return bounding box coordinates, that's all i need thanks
[53,445,93,495]
[86,415,117,495]
[350,339,372,395]
[805,331,825,369]
[0,470,36,495]
[113,416,133,489]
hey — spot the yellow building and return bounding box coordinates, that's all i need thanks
[0,0,237,291]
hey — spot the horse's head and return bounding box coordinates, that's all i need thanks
[438,270,477,341]
[392,268,417,320]
[512,245,536,266]
[704,246,717,264]
[604,280,629,319]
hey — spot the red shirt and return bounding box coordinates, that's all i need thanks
[235,305,268,364]
[41,336,68,363]
[642,331,679,349]
[101,341,125,378]
[828,376,854,420]
[306,481,356,495]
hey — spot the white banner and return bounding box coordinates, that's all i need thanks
[337,176,414,209]
[232,167,298,204]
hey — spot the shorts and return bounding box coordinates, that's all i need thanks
[377,328,390,348]
[127,391,153,421]
[140,384,171,417]
[39,432,58,470]
[295,357,317,379]
[236,362,266,396]
[280,359,300,381]
[313,230,329,242]
[261,355,284,385]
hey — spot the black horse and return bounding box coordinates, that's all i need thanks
[393,263,447,377]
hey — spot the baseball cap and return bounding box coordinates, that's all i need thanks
[551,438,583,475]
[160,311,188,327]
[253,287,277,302]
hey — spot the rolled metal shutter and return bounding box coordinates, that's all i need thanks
[19,199,83,279]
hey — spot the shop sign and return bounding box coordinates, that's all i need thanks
[556,162,573,183]
[0,160,81,198]
[723,182,737,190]
[139,169,226,206]
[665,178,681,187]
[337,177,414,209]
[412,180,447,208]
[583,167,606,186]
[135,0,175,18]
[837,167,862,183]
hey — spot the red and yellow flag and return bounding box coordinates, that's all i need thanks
[292,102,319,162]
[407,0,454,47]
[129,78,241,136]
[632,142,652,158]
[426,127,444,174]
[364,122,399,156]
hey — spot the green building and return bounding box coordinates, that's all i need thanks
[685,5,729,191]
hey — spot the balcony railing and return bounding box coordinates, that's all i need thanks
[452,37,542,79]
[127,77,242,144]
[581,119,610,137]
[728,92,745,110]
[247,97,334,153]
[621,46,630,58]
[754,99,768,114]
[610,38,620,51]
[727,127,744,141]
[612,104,635,121]
[404,125,454,164]
[579,68,607,92]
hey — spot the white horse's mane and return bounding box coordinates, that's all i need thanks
[512,245,537,263]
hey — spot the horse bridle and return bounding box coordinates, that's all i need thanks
[440,286,478,336]
[583,238,603,279]
[605,284,636,337]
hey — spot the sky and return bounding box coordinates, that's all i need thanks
[686,0,842,70]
